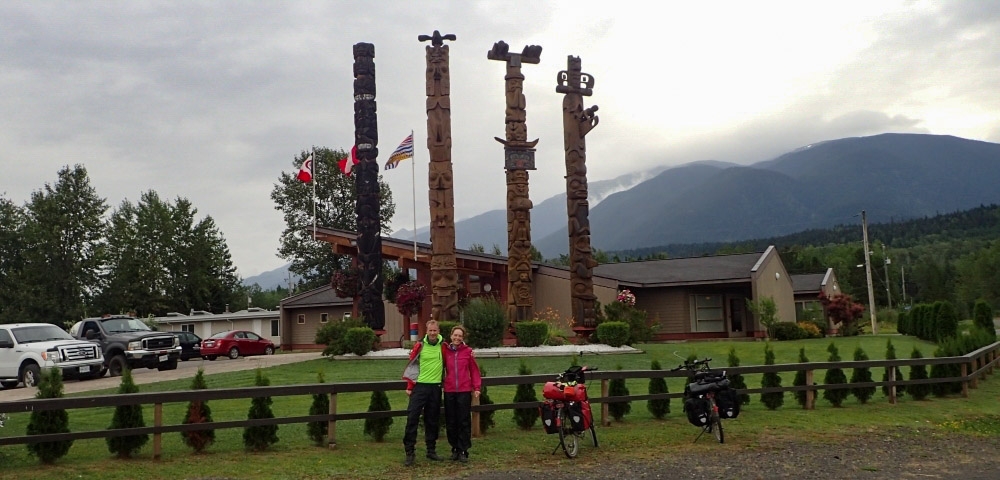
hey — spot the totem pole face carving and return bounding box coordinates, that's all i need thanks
[421,31,460,322]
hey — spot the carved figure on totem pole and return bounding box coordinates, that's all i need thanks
[557,55,600,328]
[353,42,385,330]
[419,30,460,322]
[488,40,541,323]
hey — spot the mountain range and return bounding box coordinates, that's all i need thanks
[246,133,1000,288]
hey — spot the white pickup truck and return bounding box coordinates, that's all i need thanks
[0,323,105,389]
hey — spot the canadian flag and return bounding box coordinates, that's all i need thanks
[297,153,313,183]
[339,146,360,176]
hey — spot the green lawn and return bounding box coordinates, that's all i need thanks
[1,335,993,480]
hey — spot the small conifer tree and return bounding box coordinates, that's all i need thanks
[823,343,849,406]
[929,345,952,398]
[726,347,750,405]
[972,301,996,340]
[181,368,215,453]
[760,343,784,410]
[478,367,496,433]
[243,368,279,451]
[26,367,72,464]
[793,348,810,407]
[908,347,930,400]
[107,368,148,458]
[512,360,539,430]
[850,346,876,404]
[608,365,632,421]
[307,372,329,446]
[881,339,905,397]
[364,389,393,442]
[647,360,670,419]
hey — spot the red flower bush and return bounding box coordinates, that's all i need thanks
[331,267,360,298]
[395,281,427,317]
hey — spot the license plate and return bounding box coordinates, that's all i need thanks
[79,366,90,373]
[159,355,168,362]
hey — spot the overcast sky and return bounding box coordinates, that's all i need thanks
[3,1,999,277]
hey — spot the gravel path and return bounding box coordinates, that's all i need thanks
[457,428,1000,480]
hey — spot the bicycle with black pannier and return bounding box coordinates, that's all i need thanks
[671,357,741,443]
[539,365,599,458]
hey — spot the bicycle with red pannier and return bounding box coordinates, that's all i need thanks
[539,365,599,458]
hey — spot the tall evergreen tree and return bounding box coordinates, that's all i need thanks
[307,372,330,446]
[823,343,849,406]
[243,369,279,451]
[272,147,396,290]
[760,343,784,410]
[727,347,750,405]
[647,360,670,419]
[608,364,632,421]
[972,301,995,340]
[26,367,72,464]
[881,339,905,397]
[511,361,539,430]
[21,165,107,325]
[850,346,876,404]
[181,368,215,453]
[793,348,810,407]
[908,347,931,400]
[107,368,148,458]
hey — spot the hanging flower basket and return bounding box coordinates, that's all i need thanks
[331,267,361,298]
[395,281,428,317]
[616,289,636,307]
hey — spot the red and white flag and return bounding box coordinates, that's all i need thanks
[339,145,360,176]
[297,153,313,183]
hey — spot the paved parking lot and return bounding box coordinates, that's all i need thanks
[0,351,324,402]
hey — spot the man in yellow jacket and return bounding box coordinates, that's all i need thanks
[401,320,444,466]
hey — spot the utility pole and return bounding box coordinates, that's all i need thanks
[861,210,878,334]
[900,266,906,304]
[882,243,892,309]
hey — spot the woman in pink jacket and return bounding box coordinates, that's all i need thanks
[443,325,481,463]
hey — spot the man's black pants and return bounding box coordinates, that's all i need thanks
[444,391,472,453]
[403,383,441,453]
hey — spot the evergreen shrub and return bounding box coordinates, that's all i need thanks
[727,347,750,406]
[307,372,329,446]
[462,298,506,348]
[478,367,496,433]
[316,317,365,356]
[881,339,905,397]
[972,301,995,340]
[760,343,784,410]
[26,367,72,464]
[181,368,215,453]
[850,346,876,404]
[596,321,630,347]
[793,348,810,407]
[344,327,376,356]
[107,368,148,458]
[363,390,393,442]
[515,321,548,347]
[647,360,670,419]
[511,361,539,430]
[243,369,279,451]
[823,343,849,407]
[608,365,631,421]
[908,347,930,400]
[771,322,808,341]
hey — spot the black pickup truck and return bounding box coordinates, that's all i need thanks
[69,316,181,376]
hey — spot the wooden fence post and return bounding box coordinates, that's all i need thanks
[327,392,337,449]
[961,363,969,398]
[153,402,162,460]
[471,393,481,438]
[601,378,609,427]
[971,357,979,389]
[804,369,815,410]
[888,366,896,405]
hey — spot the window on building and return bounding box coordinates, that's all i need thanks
[297,314,305,325]
[320,313,329,323]
[271,319,280,337]
[691,294,725,332]
[181,323,195,333]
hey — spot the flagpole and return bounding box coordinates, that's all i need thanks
[411,130,417,261]
[312,146,317,240]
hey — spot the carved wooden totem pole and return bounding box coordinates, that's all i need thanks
[488,41,542,323]
[419,31,460,322]
[352,42,385,330]
[557,56,600,329]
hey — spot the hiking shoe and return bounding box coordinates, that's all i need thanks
[459,451,469,463]
[450,449,461,461]
[404,453,416,466]
[426,451,443,461]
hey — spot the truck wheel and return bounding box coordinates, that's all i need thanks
[21,363,42,387]
[157,359,178,371]
[1,380,19,389]
[108,355,127,377]
[228,347,240,359]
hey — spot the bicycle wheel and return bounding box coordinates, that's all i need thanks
[558,407,579,458]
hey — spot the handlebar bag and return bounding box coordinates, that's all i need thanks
[683,396,711,427]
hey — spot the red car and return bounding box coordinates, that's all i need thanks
[200,330,277,360]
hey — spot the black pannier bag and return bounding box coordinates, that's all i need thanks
[715,387,741,419]
[568,401,591,432]
[683,396,711,427]
[540,401,560,434]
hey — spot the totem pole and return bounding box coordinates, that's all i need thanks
[352,42,385,330]
[488,41,542,323]
[419,31,460,322]
[557,56,600,329]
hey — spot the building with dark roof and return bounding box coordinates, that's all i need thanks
[790,268,840,321]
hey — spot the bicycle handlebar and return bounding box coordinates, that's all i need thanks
[669,357,713,372]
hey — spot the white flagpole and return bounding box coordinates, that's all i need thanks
[411,130,417,261]
[312,146,317,240]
